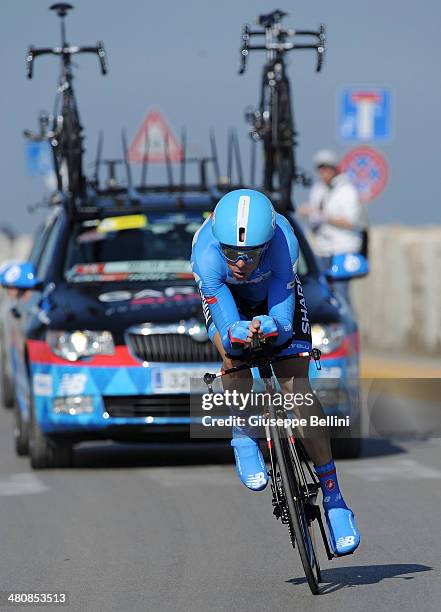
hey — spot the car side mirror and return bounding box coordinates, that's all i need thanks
[0,262,43,291]
[324,253,369,282]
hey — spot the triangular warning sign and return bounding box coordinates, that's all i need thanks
[128,109,183,163]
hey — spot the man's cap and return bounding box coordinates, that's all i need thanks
[313,149,339,168]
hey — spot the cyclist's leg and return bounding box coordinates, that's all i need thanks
[274,355,359,554]
[272,276,360,554]
[212,331,268,490]
[201,294,268,491]
[273,355,331,465]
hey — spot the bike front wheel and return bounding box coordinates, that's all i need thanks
[271,420,321,594]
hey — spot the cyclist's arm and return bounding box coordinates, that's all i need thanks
[191,247,241,353]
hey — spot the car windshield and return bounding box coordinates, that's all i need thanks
[64,211,310,283]
[65,212,205,283]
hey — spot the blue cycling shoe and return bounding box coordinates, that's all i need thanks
[325,507,360,556]
[231,436,268,491]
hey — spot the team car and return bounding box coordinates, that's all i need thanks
[0,189,364,468]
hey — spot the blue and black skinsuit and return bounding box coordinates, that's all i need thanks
[191,212,312,356]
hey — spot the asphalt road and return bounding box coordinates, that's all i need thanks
[0,406,441,612]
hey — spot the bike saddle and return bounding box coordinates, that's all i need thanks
[258,10,288,28]
[50,3,74,18]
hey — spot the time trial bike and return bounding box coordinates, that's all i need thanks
[204,337,335,595]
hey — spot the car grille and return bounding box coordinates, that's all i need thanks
[127,333,219,363]
[103,394,230,421]
[103,394,192,418]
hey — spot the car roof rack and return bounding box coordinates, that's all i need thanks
[69,181,249,221]
[64,127,249,219]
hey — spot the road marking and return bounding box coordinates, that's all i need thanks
[146,467,237,487]
[345,459,441,482]
[0,473,49,496]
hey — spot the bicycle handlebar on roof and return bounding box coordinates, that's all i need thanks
[26,3,107,79]
[239,10,326,74]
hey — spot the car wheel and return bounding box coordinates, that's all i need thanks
[331,416,363,459]
[1,343,14,409]
[14,399,29,456]
[29,397,73,469]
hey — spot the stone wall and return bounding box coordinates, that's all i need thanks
[351,226,441,356]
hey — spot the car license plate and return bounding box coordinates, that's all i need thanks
[151,367,210,393]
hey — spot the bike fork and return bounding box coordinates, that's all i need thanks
[265,420,285,520]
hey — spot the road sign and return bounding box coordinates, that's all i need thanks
[128,109,182,163]
[340,88,391,141]
[340,146,388,203]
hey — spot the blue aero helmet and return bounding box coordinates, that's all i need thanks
[211,189,276,248]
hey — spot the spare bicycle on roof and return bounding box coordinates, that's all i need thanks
[239,9,326,211]
[25,3,107,205]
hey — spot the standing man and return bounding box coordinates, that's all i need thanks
[298,149,367,302]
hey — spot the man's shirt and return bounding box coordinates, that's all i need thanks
[191,213,299,352]
[309,173,366,257]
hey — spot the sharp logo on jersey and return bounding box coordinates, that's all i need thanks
[236,195,250,245]
[295,275,311,335]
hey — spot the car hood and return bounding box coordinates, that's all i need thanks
[43,276,346,339]
[45,281,204,336]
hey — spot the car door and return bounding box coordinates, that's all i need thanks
[11,215,62,412]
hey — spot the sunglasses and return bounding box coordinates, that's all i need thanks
[220,244,266,264]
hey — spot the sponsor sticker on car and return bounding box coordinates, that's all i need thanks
[58,373,88,396]
[33,373,53,397]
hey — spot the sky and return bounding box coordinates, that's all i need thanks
[1,0,440,233]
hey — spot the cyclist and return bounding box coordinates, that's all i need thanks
[191,189,360,556]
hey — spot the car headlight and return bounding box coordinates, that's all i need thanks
[47,330,115,362]
[187,321,209,342]
[311,323,346,355]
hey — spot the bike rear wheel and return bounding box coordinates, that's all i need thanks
[271,420,321,594]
